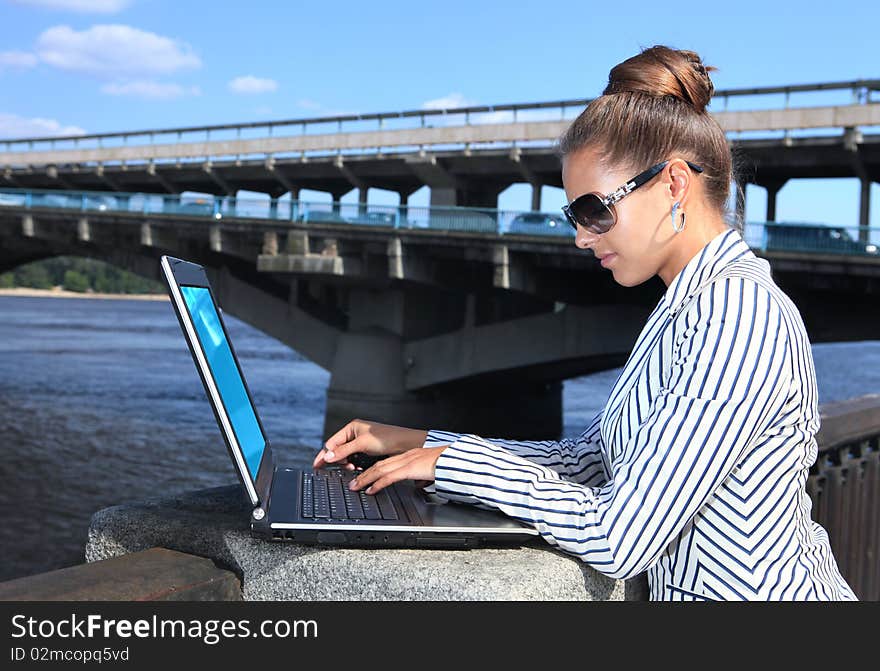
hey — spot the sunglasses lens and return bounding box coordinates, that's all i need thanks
[569,194,614,233]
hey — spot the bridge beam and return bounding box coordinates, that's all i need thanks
[46,165,73,190]
[405,154,460,208]
[205,266,339,370]
[264,156,298,196]
[203,162,235,196]
[147,162,179,194]
[510,147,542,211]
[402,303,647,390]
[493,243,538,293]
[3,168,20,187]
[95,164,121,192]
[332,156,369,215]
[140,221,177,250]
[323,328,566,441]
[333,155,365,190]
[386,236,433,284]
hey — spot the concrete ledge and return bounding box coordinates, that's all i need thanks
[0,547,241,601]
[817,393,880,450]
[86,485,648,601]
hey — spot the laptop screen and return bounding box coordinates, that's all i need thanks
[179,285,266,482]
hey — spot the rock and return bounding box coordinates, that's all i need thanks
[86,484,648,601]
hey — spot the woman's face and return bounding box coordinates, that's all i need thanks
[561,145,678,288]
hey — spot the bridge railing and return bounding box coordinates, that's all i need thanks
[809,394,880,600]
[0,185,574,237]
[3,186,880,255]
[2,79,879,153]
[743,221,880,256]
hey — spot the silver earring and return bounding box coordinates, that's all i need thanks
[671,201,686,233]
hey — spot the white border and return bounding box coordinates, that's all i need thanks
[160,256,261,506]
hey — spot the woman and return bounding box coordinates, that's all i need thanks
[313,45,857,601]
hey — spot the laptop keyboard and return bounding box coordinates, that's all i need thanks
[301,470,400,521]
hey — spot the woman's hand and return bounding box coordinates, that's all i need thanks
[312,418,428,470]
[347,446,448,495]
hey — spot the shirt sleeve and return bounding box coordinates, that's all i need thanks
[430,277,793,580]
[422,407,609,487]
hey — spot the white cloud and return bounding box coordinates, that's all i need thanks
[0,51,39,69]
[228,75,278,95]
[422,92,477,110]
[0,113,85,138]
[100,80,200,99]
[10,0,132,13]
[36,24,201,77]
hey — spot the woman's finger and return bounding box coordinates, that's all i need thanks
[363,473,398,495]
[349,450,426,493]
[348,459,388,491]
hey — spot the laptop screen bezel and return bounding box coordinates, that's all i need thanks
[160,255,274,507]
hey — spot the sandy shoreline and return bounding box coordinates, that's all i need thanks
[0,287,168,301]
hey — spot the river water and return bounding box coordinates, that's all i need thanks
[1,294,878,581]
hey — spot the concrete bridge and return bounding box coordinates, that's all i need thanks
[2,80,880,234]
[2,193,879,442]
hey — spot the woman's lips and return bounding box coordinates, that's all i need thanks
[600,253,617,268]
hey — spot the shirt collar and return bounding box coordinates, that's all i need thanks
[663,227,755,316]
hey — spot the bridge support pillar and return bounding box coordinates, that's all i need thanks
[531,183,542,212]
[429,187,456,208]
[358,187,368,216]
[458,184,504,209]
[322,286,563,441]
[323,328,563,442]
[77,217,90,243]
[269,197,279,220]
[764,179,787,222]
[330,192,348,216]
[859,176,871,243]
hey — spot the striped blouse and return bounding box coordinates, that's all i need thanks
[422,227,857,601]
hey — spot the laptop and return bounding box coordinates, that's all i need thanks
[159,255,540,549]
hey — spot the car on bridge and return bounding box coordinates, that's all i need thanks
[0,192,25,207]
[425,210,497,233]
[763,222,879,256]
[347,211,397,227]
[1,192,118,211]
[297,209,350,224]
[506,212,572,237]
[176,198,222,219]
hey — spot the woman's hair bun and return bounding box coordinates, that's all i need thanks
[603,45,717,114]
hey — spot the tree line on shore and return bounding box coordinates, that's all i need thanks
[0,257,164,294]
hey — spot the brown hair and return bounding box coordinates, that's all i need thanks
[556,45,739,229]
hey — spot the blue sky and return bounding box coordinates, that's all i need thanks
[1,0,878,233]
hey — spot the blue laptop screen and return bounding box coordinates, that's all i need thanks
[180,285,266,482]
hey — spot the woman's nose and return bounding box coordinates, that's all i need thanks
[574,225,598,250]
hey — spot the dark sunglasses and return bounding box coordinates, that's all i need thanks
[562,159,704,234]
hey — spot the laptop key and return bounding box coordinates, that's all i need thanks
[313,478,331,518]
[342,488,365,519]
[361,495,382,520]
[375,490,399,520]
[301,475,314,517]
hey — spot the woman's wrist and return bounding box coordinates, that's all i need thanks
[409,428,429,450]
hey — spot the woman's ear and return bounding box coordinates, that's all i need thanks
[666,159,691,205]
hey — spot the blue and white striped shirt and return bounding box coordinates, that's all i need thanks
[423,227,857,601]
